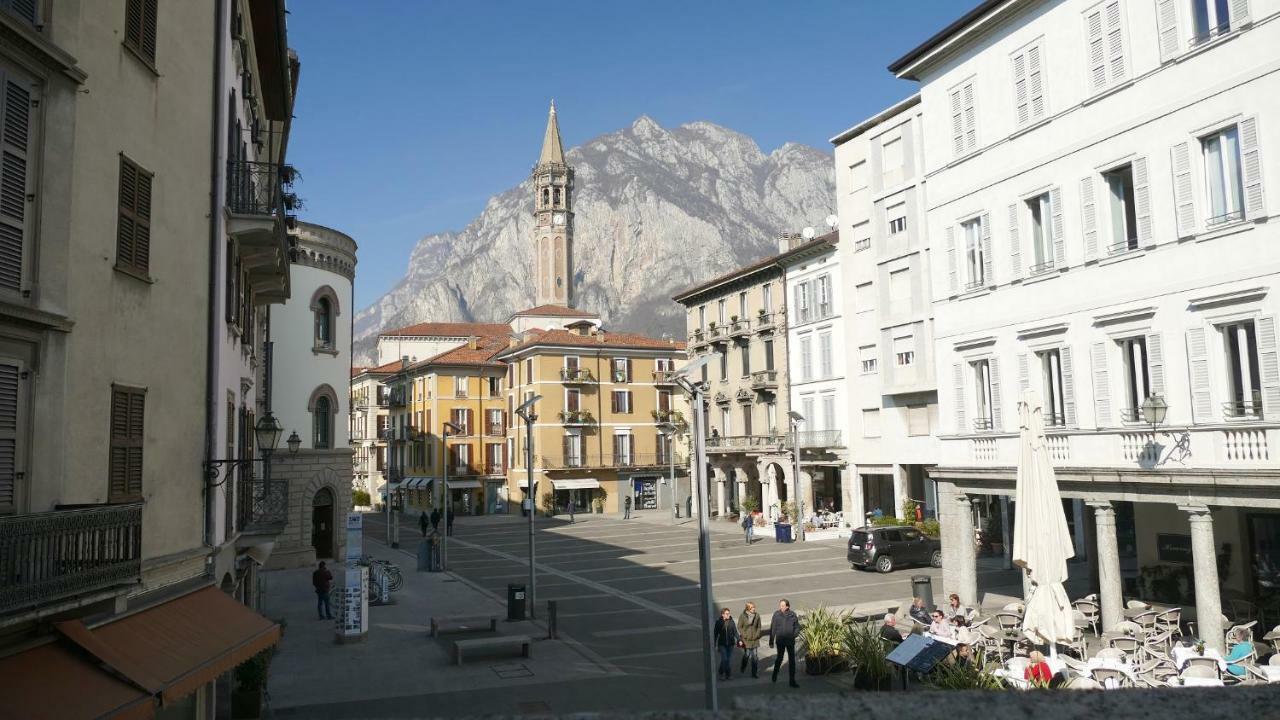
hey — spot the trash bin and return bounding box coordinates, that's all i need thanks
[507,583,527,621]
[912,575,933,612]
[426,531,443,572]
[416,539,430,571]
[775,523,792,543]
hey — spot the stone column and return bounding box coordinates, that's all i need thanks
[952,491,978,607]
[735,469,747,516]
[1073,499,1088,562]
[715,467,728,517]
[800,471,816,520]
[845,466,864,526]
[999,496,1013,571]
[1089,501,1123,632]
[892,463,909,520]
[1182,505,1225,652]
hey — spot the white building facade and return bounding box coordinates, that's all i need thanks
[891,0,1280,650]
[831,95,942,525]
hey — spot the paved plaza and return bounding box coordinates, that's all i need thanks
[264,512,1026,717]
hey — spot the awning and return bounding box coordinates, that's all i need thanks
[0,585,282,718]
[403,477,425,489]
[445,478,481,490]
[551,478,600,490]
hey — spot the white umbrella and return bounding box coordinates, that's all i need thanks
[1013,388,1076,647]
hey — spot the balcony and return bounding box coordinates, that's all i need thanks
[560,367,595,384]
[791,429,844,449]
[484,463,506,476]
[454,389,469,399]
[728,318,751,338]
[652,409,686,426]
[227,160,284,217]
[707,324,728,345]
[689,329,706,348]
[237,478,288,534]
[611,370,630,383]
[450,465,479,477]
[388,388,407,408]
[1224,399,1264,421]
[558,410,596,427]
[750,370,778,391]
[485,423,505,437]
[754,312,783,334]
[540,453,686,469]
[0,503,143,617]
[652,370,677,385]
[707,434,786,452]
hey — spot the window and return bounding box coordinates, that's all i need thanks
[108,385,145,501]
[657,389,672,413]
[764,339,775,371]
[1084,1,1127,94]
[889,268,911,304]
[0,68,31,295]
[738,291,747,319]
[1026,193,1053,271]
[821,394,836,433]
[486,409,504,436]
[449,443,471,472]
[799,335,813,382]
[612,357,631,383]
[450,407,472,435]
[1190,0,1234,46]
[894,335,915,367]
[698,305,706,330]
[656,357,674,373]
[948,80,977,156]
[1202,125,1245,226]
[1038,349,1067,426]
[563,433,583,466]
[1011,41,1046,126]
[819,331,833,378]
[314,298,333,348]
[962,217,986,289]
[611,390,633,414]
[850,161,868,191]
[719,351,728,381]
[740,343,751,377]
[1119,337,1150,422]
[795,281,811,324]
[717,298,727,325]
[565,388,581,413]
[855,282,874,312]
[860,345,878,374]
[123,0,159,65]
[761,283,772,313]
[564,355,579,371]
[117,156,153,278]
[741,404,753,436]
[1103,164,1138,252]
[888,209,907,236]
[862,409,882,438]
[313,395,332,449]
[801,397,815,431]
[454,376,468,398]
[972,359,995,431]
[882,137,903,176]
[700,358,709,385]
[719,407,731,436]
[1222,320,1262,418]
[766,402,777,434]
[907,404,930,436]
[485,443,504,473]
[816,275,831,318]
[525,358,533,382]
[0,0,37,24]
[487,377,501,398]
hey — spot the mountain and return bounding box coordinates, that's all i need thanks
[352,116,835,363]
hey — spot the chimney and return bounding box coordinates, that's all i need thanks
[401,355,409,367]
[467,336,478,350]
[777,232,794,253]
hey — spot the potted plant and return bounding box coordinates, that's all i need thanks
[231,649,273,718]
[926,649,1004,690]
[757,308,767,317]
[540,492,556,517]
[593,486,608,513]
[800,607,849,675]
[843,620,892,691]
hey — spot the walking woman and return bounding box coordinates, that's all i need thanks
[713,608,741,680]
[737,602,762,678]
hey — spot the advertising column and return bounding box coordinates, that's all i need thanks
[337,512,369,643]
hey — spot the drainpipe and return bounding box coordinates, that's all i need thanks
[203,0,230,549]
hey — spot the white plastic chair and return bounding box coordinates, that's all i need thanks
[1181,664,1219,680]
[1096,648,1126,661]
[1155,608,1182,636]
[1073,598,1101,636]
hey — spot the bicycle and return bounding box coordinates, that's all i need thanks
[361,556,403,592]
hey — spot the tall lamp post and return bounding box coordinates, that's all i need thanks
[672,354,717,711]
[515,394,542,619]
[788,410,805,542]
[658,421,680,526]
[441,421,461,570]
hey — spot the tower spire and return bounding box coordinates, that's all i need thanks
[537,100,565,166]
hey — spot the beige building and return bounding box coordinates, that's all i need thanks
[350,361,399,502]
[0,1,296,717]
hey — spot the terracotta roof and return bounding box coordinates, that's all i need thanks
[499,328,685,358]
[408,335,509,371]
[353,359,405,378]
[671,231,838,303]
[379,321,511,338]
[510,304,598,318]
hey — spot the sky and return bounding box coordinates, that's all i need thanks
[285,1,966,309]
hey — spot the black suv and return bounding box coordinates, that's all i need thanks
[848,525,941,573]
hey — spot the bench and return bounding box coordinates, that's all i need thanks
[451,634,531,665]
[430,615,498,637]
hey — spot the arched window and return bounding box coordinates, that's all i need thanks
[308,384,339,449]
[311,287,340,352]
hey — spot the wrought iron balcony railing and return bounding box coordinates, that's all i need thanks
[560,368,595,383]
[790,429,844,448]
[539,453,686,469]
[652,370,677,385]
[972,417,994,432]
[706,434,786,450]
[558,410,596,426]
[0,503,143,616]
[484,463,506,476]
[237,478,288,533]
[1223,399,1264,420]
[227,160,283,216]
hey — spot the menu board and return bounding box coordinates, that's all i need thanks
[635,479,658,509]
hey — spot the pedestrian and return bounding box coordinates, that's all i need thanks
[714,608,740,680]
[624,495,632,520]
[686,496,693,518]
[568,498,576,523]
[312,561,334,620]
[741,512,754,545]
[446,506,455,536]
[768,598,801,688]
[419,510,428,536]
[737,602,762,678]
[430,507,441,532]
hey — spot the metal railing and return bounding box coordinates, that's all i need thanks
[485,424,505,437]
[388,389,407,407]
[560,368,595,383]
[1119,407,1142,423]
[1028,260,1055,275]
[1223,399,1264,420]
[0,503,143,615]
[1108,239,1137,256]
[1044,412,1067,427]
[1189,21,1232,48]
[964,279,986,292]
[707,325,728,342]
[238,478,288,533]
[1206,209,1245,227]
[540,453,686,469]
[558,410,596,426]
[792,429,843,448]
[450,465,479,476]
[227,160,281,216]
[755,312,783,333]
[972,417,994,432]
[707,434,786,450]
[484,463,506,476]
[652,370,677,384]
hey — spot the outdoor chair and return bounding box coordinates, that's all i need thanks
[1064,627,1089,658]
[1139,644,1174,666]
[1136,674,1168,689]
[1264,625,1280,654]
[1154,608,1182,636]
[1116,619,1144,637]
[1064,676,1102,690]
[1181,664,1219,681]
[1090,667,1130,688]
[1183,656,1221,675]
[995,611,1022,633]
[1226,620,1258,644]
[1110,635,1141,656]
[969,616,992,629]
[1143,628,1174,650]
[1271,654,1280,666]
[1127,600,1152,610]
[1132,610,1158,635]
[1060,655,1088,674]
[1096,648,1127,661]
[1003,602,1025,614]
[1073,599,1101,636]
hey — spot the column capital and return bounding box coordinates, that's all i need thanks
[1178,504,1212,520]
[954,493,973,508]
[1087,500,1114,513]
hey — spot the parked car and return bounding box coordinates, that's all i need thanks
[848,525,941,573]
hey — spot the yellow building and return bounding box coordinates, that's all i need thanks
[499,325,689,516]
[389,335,511,515]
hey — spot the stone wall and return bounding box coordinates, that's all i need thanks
[266,449,354,570]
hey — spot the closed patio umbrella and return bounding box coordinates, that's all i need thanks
[1013,388,1076,647]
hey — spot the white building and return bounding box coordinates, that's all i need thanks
[267,221,357,568]
[831,95,942,525]
[780,233,850,519]
[350,362,397,503]
[375,321,512,367]
[890,0,1280,649]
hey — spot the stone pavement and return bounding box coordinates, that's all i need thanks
[260,535,619,718]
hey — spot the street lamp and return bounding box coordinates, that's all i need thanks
[441,421,462,570]
[788,410,805,542]
[1141,394,1168,431]
[286,431,301,455]
[672,353,718,712]
[514,394,542,620]
[658,421,680,526]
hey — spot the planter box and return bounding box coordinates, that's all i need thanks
[804,655,848,675]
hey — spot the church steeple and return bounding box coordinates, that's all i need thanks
[532,101,574,308]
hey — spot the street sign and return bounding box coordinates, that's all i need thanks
[345,512,363,562]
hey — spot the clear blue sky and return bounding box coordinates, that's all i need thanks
[286,1,964,308]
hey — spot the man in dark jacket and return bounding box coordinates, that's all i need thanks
[312,561,334,620]
[768,599,801,687]
[419,511,429,536]
[624,495,632,520]
[430,507,441,532]
[713,608,740,681]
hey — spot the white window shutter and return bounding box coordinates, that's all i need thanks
[1229,0,1251,30]
[1081,175,1098,260]
[1257,315,1279,419]
[1171,141,1196,237]
[0,74,30,293]
[1133,156,1153,247]
[1185,327,1212,423]
[963,82,977,152]
[980,213,994,286]
[946,225,958,294]
[1146,332,1165,398]
[1086,9,1107,93]
[1050,186,1065,267]
[1012,51,1029,127]
[950,88,964,156]
[1017,353,1029,392]
[1155,0,1180,61]
[1104,1,1126,84]
[1008,203,1022,280]
[1239,116,1265,219]
[1028,44,1045,120]
[989,357,1003,432]
[953,363,967,433]
[1091,342,1111,427]
[1061,346,1077,427]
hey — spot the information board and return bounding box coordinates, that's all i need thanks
[336,564,368,639]
[344,512,363,562]
[886,633,955,674]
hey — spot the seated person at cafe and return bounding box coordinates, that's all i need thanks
[1024,650,1053,685]
[879,614,903,645]
[928,609,954,639]
[953,642,974,667]
[909,597,931,626]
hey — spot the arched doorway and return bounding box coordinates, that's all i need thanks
[770,463,788,502]
[312,488,335,559]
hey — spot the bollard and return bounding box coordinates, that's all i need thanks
[547,600,558,639]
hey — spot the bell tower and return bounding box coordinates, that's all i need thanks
[533,101,574,307]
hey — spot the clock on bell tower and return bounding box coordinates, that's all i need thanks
[533,100,574,308]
